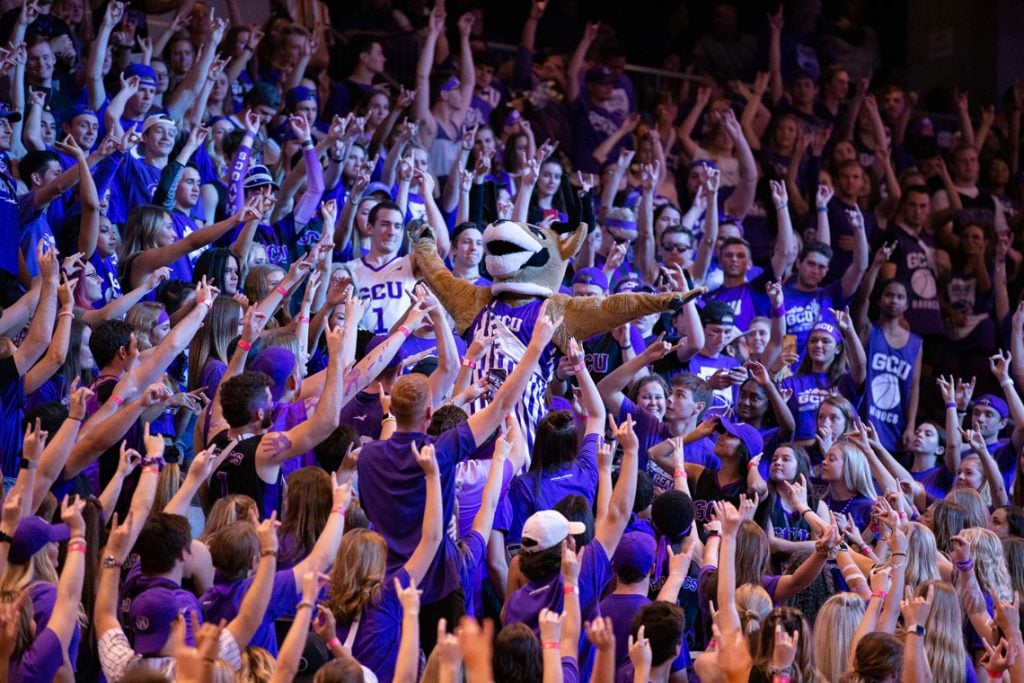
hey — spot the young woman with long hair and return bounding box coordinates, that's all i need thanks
[812,593,865,682]
[323,444,442,683]
[759,444,830,563]
[819,442,878,530]
[780,313,866,444]
[187,295,243,395]
[913,580,969,682]
[278,467,332,570]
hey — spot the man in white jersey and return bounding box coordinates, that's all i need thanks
[346,201,421,334]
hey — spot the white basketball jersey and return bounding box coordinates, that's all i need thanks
[347,255,416,334]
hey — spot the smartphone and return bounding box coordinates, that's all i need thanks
[782,334,797,358]
[486,368,508,392]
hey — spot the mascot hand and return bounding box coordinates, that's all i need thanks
[407,218,435,244]
[668,286,708,313]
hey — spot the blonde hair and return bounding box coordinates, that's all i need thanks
[735,583,772,636]
[0,548,58,592]
[124,301,166,350]
[946,487,990,530]
[954,459,993,508]
[200,495,258,542]
[325,528,388,622]
[903,523,940,593]
[960,527,1013,602]
[152,464,183,513]
[812,593,865,682]
[828,443,877,500]
[236,645,275,682]
[0,591,34,658]
[916,581,966,682]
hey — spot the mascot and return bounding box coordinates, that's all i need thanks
[409,186,704,444]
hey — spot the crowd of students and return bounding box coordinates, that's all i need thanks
[0,0,1023,681]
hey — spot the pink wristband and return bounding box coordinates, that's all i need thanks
[111,395,124,407]
[237,339,252,351]
[398,325,412,338]
[327,637,342,650]
[571,362,586,375]
[297,315,310,323]
[331,506,347,516]
[276,285,288,296]
[543,641,560,650]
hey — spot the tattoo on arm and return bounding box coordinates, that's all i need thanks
[264,432,293,459]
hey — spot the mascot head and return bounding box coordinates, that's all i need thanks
[482,219,588,297]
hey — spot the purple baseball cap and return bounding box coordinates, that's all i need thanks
[250,347,298,401]
[9,516,70,564]
[362,181,393,200]
[718,415,764,459]
[612,274,656,295]
[129,587,180,655]
[571,267,608,292]
[974,394,1010,420]
[611,531,657,575]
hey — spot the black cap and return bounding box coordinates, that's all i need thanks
[701,300,735,326]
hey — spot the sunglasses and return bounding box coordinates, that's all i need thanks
[660,243,691,253]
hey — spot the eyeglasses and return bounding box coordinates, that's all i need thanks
[660,243,691,253]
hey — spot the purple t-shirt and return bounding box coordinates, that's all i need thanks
[704,282,770,332]
[8,627,62,683]
[199,569,297,656]
[335,567,409,683]
[357,421,478,603]
[687,352,742,411]
[508,433,601,542]
[338,390,384,443]
[28,582,79,670]
[504,540,611,633]
[599,593,692,670]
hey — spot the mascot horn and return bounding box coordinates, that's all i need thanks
[410,178,704,445]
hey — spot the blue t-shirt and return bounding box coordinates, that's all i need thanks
[335,567,409,683]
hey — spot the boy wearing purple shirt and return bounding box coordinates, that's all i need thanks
[92,113,178,225]
[358,312,557,649]
[781,239,864,354]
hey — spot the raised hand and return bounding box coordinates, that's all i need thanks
[769,180,788,209]
[22,417,48,464]
[608,413,639,452]
[412,441,439,477]
[60,494,86,537]
[815,183,834,210]
[395,575,422,615]
[529,299,563,348]
[989,349,1013,385]
[771,623,800,671]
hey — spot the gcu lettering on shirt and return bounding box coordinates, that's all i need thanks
[346,255,416,334]
[862,326,922,451]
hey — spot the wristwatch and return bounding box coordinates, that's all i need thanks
[103,556,123,569]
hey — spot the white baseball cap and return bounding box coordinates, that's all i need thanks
[520,510,586,554]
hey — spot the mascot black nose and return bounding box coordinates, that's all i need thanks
[407,219,434,242]
[486,240,528,256]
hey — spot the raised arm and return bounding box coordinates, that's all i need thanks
[567,22,599,103]
[936,375,965,474]
[30,386,90,509]
[840,206,870,301]
[452,13,476,128]
[465,300,560,446]
[692,168,720,283]
[633,167,658,285]
[269,571,320,683]
[597,336,674,416]
[13,245,57,375]
[769,181,798,280]
[404,443,444,583]
[48,497,87,649]
[593,414,638,558]
[832,307,867,388]
[165,20,226,121]
[23,274,74,394]
[85,0,123,110]
[413,6,445,143]
[676,86,710,159]
[226,514,279,649]
[565,336,606,434]
[293,475,351,579]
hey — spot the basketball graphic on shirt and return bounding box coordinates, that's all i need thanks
[870,373,902,411]
[910,269,937,299]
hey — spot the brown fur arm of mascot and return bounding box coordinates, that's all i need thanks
[410,221,495,335]
[546,289,707,351]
